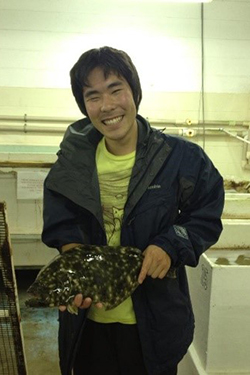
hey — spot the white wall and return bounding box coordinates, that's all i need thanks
[0,0,250,179]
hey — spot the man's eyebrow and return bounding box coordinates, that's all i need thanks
[107,81,123,90]
[83,89,99,99]
[83,80,123,98]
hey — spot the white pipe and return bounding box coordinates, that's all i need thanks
[0,123,248,137]
[219,128,250,145]
[0,115,75,123]
[0,114,249,128]
[0,124,67,133]
[0,115,249,137]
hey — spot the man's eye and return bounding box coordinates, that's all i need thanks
[87,97,99,102]
[112,89,122,94]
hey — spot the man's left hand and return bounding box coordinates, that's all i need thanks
[138,245,171,284]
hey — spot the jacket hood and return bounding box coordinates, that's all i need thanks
[60,114,152,153]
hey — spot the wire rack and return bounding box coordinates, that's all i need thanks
[0,201,27,375]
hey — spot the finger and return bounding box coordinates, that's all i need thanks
[59,305,67,312]
[138,252,154,284]
[158,269,169,279]
[145,258,164,276]
[138,268,146,284]
[73,294,93,309]
[149,265,165,279]
[73,294,84,307]
[95,302,103,309]
[79,297,92,309]
[151,266,169,279]
[138,262,150,284]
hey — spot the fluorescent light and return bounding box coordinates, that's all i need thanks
[163,0,213,2]
[123,0,213,2]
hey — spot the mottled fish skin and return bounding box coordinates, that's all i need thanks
[25,245,143,314]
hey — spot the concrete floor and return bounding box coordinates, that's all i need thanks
[16,270,191,375]
[17,270,61,375]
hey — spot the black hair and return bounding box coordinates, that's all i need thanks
[70,46,142,116]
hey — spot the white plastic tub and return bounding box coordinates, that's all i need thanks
[187,249,250,374]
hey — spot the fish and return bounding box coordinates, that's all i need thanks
[25,244,143,314]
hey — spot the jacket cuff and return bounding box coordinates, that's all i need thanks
[149,225,194,267]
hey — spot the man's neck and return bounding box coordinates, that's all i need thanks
[104,122,138,156]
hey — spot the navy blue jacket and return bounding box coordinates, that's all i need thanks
[42,115,224,375]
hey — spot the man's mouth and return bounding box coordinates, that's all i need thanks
[103,116,123,125]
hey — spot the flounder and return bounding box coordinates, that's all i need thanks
[25,244,143,314]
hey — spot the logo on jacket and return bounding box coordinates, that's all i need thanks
[147,184,161,190]
[173,225,189,240]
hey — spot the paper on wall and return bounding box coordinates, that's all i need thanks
[17,170,49,200]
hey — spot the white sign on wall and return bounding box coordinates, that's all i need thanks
[17,170,49,200]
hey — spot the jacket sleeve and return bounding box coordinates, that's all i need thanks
[42,181,87,250]
[151,144,225,268]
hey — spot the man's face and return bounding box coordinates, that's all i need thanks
[83,67,138,155]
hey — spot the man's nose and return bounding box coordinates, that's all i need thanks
[101,94,115,112]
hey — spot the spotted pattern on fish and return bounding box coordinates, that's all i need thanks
[25,245,143,314]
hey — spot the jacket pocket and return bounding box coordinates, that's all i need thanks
[145,277,194,358]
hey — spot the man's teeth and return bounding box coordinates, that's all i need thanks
[104,116,122,125]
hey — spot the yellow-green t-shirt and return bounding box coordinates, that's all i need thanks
[87,138,137,324]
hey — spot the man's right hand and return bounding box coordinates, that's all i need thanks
[59,294,103,312]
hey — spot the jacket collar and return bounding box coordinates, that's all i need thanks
[47,114,173,225]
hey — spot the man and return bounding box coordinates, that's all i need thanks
[42,46,224,375]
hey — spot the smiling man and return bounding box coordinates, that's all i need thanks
[83,67,138,155]
[42,46,224,375]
